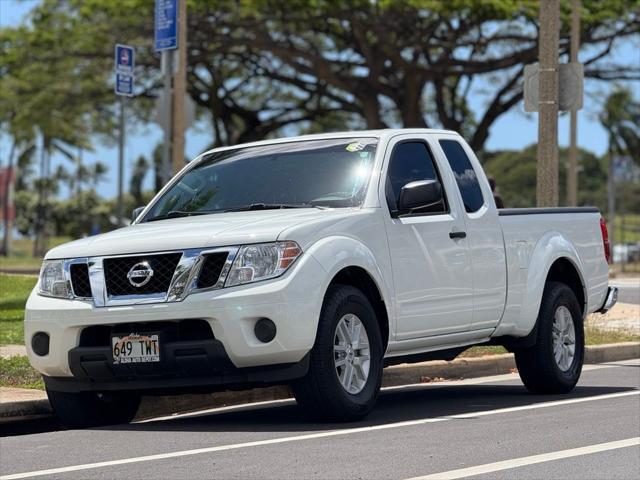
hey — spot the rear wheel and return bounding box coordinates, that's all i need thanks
[292,284,383,422]
[515,281,585,394]
[46,388,141,429]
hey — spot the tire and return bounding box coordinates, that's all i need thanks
[515,281,585,394]
[292,284,383,422]
[46,388,141,429]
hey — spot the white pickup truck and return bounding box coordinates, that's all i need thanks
[26,129,618,427]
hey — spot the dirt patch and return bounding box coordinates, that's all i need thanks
[587,302,640,335]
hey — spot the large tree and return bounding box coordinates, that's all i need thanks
[3,0,638,152]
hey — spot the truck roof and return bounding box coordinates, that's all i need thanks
[197,128,460,159]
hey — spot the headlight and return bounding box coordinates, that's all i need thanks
[38,260,70,298]
[225,241,302,287]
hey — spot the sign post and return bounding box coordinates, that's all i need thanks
[115,44,135,224]
[155,0,178,186]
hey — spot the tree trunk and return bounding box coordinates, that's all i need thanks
[399,75,427,128]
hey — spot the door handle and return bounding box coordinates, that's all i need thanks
[449,231,467,239]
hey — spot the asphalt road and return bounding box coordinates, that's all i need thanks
[616,279,640,305]
[1,360,639,480]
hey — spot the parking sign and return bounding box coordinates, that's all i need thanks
[155,0,178,51]
[115,73,134,96]
[115,44,135,75]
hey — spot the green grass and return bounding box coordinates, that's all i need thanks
[0,274,37,345]
[613,214,640,243]
[0,356,44,389]
[584,326,640,345]
[0,236,71,270]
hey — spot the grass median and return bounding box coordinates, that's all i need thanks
[0,272,638,390]
[0,274,37,345]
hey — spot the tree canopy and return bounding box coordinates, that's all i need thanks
[2,0,638,153]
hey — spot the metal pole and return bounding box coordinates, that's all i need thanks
[536,0,560,207]
[607,150,615,251]
[117,96,125,225]
[172,0,187,176]
[161,49,173,185]
[567,0,580,206]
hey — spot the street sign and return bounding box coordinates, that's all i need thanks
[155,0,178,51]
[524,62,584,112]
[115,73,134,96]
[115,44,135,74]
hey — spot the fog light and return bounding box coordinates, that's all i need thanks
[254,318,276,343]
[31,332,50,356]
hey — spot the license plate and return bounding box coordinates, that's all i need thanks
[111,333,160,364]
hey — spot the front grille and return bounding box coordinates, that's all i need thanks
[103,253,182,297]
[196,252,229,289]
[70,264,92,298]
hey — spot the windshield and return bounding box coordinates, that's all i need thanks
[142,138,378,222]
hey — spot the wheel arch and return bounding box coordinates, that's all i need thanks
[327,266,390,352]
[517,231,587,336]
[305,236,393,352]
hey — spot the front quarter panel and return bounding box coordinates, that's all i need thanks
[304,234,395,340]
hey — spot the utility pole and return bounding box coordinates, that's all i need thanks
[161,50,173,185]
[536,0,560,207]
[172,0,187,176]
[567,0,581,206]
[116,96,125,224]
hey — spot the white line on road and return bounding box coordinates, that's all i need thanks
[1,390,637,480]
[406,437,640,480]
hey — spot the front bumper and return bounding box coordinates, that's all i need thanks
[25,253,326,382]
[596,286,618,314]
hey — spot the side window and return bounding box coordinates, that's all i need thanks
[439,139,485,213]
[386,141,447,214]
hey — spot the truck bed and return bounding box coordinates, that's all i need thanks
[495,207,609,337]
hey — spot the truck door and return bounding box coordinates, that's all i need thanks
[382,136,473,340]
[436,136,507,330]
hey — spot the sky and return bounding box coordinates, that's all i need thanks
[1,0,639,200]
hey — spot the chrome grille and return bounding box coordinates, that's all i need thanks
[103,253,182,296]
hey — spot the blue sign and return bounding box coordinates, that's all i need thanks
[155,0,177,51]
[115,73,134,96]
[115,44,135,74]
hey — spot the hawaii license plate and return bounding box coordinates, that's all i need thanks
[111,333,160,364]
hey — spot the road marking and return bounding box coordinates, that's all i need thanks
[1,390,637,480]
[406,437,640,480]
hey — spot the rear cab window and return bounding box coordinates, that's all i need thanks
[439,139,485,213]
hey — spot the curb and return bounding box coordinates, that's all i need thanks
[0,268,39,276]
[1,342,638,422]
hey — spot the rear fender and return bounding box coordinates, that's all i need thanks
[518,231,585,335]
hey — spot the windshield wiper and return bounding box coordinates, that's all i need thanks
[225,203,324,212]
[143,210,221,222]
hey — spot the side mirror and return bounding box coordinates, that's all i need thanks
[397,180,443,214]
[131,206,146,223]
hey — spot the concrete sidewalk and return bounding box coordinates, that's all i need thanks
[2,342,638,423]
[0,345,27,359]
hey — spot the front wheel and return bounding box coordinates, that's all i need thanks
[292,284,383,422]
[515,281,585,394]
[46,388,141,429]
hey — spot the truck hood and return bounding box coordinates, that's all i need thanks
[45,208,355,259]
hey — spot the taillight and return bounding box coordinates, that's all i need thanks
[600,217,611,264]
